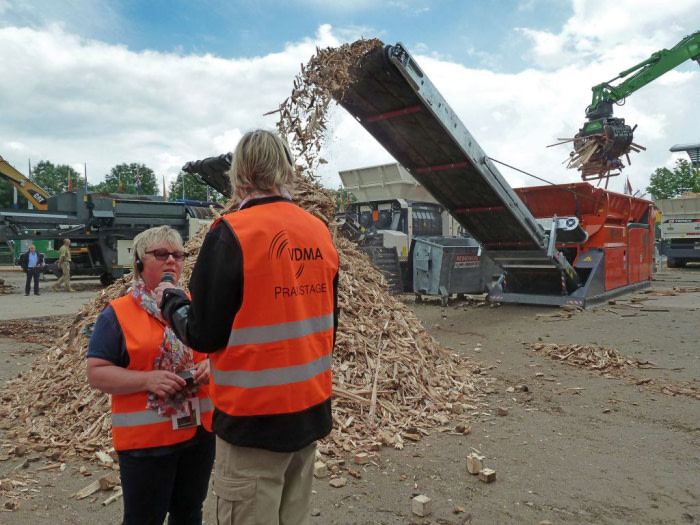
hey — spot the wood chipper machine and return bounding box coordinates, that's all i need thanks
[489,183,654,306]
[334,42,654,307]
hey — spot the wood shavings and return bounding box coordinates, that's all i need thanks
[526,342,699,400]
[526,342,641,373]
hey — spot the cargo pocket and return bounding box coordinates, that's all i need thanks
[213,472,257,525]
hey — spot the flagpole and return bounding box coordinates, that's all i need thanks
[28,159,33,209]
[84,163,88,191]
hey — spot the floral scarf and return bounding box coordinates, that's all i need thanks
[130,281,200,416]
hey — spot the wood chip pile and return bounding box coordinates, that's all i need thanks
[0,38,489,465]
[526,342,699,400]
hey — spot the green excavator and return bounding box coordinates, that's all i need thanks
[554,30,700,183]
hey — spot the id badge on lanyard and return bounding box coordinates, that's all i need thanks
[171,398,202,430]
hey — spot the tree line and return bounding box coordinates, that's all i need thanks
[2,157,697,210]
[0,160,226,208]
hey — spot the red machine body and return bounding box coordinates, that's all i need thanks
[515,182,654,293]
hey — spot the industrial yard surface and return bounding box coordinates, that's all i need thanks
[0,267,698,524]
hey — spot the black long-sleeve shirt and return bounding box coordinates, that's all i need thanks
[161,196,339,452]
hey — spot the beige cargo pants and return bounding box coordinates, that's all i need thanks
[54,261,73,291]
[213,437,316,525]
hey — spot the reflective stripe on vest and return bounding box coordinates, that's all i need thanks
[212,353,331,388]
[228,312,333,346]
[112,398,214,428]
[211,202,338,417]
[110,294,213,450]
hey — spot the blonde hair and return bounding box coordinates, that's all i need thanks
[132,226,184,279]
[229,130,295,198]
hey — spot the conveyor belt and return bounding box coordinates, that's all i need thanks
[338,43,579,291]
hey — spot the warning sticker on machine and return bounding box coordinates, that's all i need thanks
[454,254,479,269]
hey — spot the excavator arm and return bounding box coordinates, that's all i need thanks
[561,31,700,182]
[0,156,50,210]
[586,31,700,120]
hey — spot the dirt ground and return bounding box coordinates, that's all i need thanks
[0,266,698,525]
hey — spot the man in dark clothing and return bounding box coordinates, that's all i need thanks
[19,244,44,296]
[157,130,339,525]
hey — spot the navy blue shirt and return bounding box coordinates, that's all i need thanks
[87,305,129,366]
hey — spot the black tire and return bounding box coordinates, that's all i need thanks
[100,273,115,286]
[667,257,686,268]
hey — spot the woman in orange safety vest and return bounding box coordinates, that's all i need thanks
[87,225,214,525]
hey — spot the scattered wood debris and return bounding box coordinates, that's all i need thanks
[102,486,123,506]
[329,477,347,488]
[412,494,432,517]
[74,472,120,500]
[0,316,72,345]
[526,342,699,400]
[466,453,484,474]
[0,277,13,295]
[526,342,641,374]
[478,467,497,483]
[0,40,491,484]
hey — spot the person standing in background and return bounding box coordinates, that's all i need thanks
[19,244,44,296]
[53,238,75,292]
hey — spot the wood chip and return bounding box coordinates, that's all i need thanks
[102,487,123,506]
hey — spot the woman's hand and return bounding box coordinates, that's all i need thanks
[144,370,187,398]
[154,281,176,306]
[192,359,210,385]
[88,358,187,396]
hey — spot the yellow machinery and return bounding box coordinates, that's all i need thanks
[0,156,50,210]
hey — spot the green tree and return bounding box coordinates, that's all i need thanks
[327,187,357,212]
[646,159,700,199]
[168,172,225,203]
[92,163,157,195]
[32,160,83,196]
[0,183,29,209]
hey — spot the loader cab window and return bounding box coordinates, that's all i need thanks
[376,210,392,230]
[359,211,373,228]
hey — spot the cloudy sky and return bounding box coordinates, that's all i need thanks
[0,0,698,197]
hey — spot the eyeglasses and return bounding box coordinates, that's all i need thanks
[145,249,188,262]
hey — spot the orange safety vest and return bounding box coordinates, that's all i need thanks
[110,294,213,451]
[210,201,339,417]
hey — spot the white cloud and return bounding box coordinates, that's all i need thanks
[0,24,337,188]
[520,0,699,71]
[0,7,697,201]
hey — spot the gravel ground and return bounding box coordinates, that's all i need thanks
[0,267,698,524]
